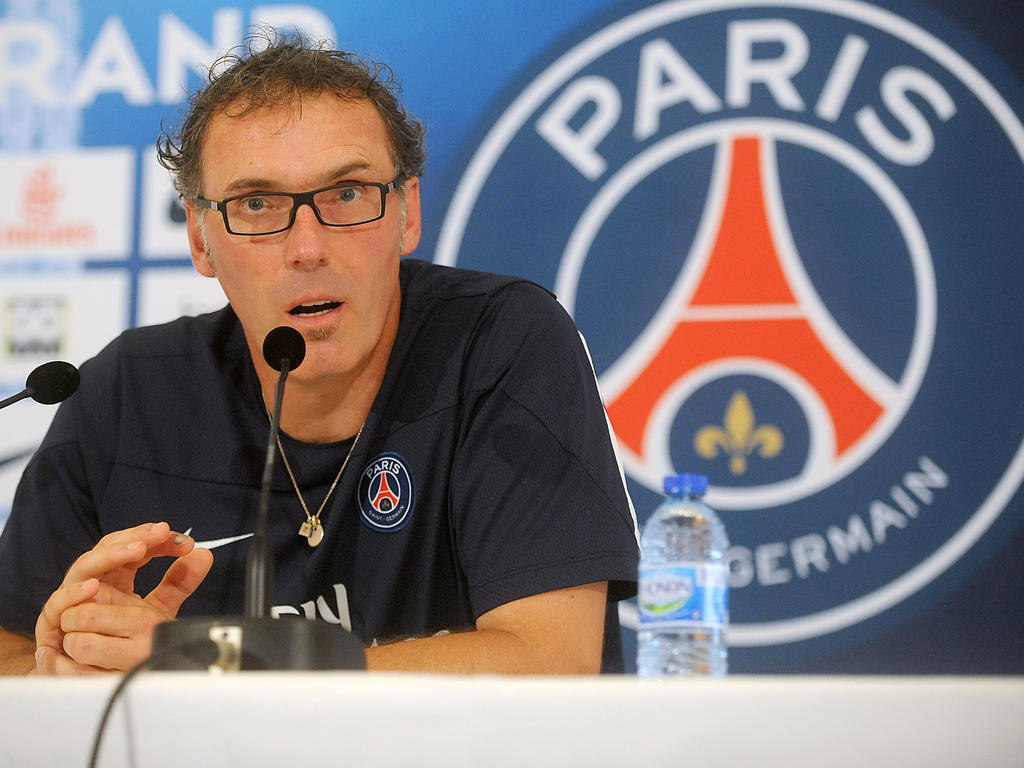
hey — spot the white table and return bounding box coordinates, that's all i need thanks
[1,673,1021,767]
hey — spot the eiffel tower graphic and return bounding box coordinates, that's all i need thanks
[371,471,401,512]
[601,136,898,492]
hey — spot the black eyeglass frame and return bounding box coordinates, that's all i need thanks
[194,175,407,236]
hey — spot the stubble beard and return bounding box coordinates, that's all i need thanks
[307,326,335,341]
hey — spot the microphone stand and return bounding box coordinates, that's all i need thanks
[150,330,365,672]
[245,351,288,618]
[0,390,31,410]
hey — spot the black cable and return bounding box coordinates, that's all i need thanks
[86,654,150,768]
[86,639,219,768]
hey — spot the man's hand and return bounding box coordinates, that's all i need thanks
[33,522,213,675]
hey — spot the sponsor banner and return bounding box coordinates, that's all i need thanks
[0,149,134,258]
[139,147,190,259]
[0,272,128,374]
[0,272,128,520]
[137,268,227,326]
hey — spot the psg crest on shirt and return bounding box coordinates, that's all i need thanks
[357,452,415,532]
[435,0,1024,658]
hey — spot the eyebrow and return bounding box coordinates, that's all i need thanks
[219,162,376,197]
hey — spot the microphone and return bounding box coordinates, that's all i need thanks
[150,325,365,671]
[0,360,80,410]
[262,326,305,373]
[246,326,305,617]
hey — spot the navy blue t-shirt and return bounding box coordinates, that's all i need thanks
[0,260,639,669]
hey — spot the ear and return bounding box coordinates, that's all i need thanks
[399,176,422,257]
[185,201,216,278]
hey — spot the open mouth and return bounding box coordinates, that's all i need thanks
[289,300,342,318]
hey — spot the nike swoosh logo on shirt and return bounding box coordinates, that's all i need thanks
[190,532,255,550]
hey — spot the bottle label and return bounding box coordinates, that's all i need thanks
[638,562,729,628]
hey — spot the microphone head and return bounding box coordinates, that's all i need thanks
[262,326,306,372]
[26,361,80,405]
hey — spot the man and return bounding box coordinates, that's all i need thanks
[0,33,639,675]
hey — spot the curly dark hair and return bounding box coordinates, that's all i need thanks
[157,29,426,200]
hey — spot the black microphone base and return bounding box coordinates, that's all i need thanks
[150,617,366,671]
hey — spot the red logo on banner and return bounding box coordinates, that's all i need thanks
[606,137,883,467]
[0,163,94,248]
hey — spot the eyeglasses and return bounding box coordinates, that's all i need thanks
[194,176,406,236]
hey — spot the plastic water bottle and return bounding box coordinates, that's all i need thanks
[637,473,729,677]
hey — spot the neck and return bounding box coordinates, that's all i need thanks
[257,309,398,444]
[263,372,375,443]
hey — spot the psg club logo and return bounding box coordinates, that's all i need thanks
[357,452,415,532]
[436,0,1024,653]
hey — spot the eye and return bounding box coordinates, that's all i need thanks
[244,197,266,212]
[336,186,362,203]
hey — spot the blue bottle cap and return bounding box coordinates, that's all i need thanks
[664,473,708,496]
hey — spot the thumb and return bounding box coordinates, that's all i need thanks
[144,548,214,617]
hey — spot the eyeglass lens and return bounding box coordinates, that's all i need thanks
[224,184,383,234]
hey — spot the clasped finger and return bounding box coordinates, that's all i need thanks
[60,592,166,639]
[61,629,150,672]
[36,578,101,650]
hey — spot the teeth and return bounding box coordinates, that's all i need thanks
[290,300,341,317]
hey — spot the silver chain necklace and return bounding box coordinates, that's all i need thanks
[264,394,365,548]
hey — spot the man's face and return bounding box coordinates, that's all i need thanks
[185,94,421,385]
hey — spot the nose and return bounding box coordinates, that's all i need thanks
[285,202,330,270]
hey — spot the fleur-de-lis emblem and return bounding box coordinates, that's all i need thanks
[694,390,784,475]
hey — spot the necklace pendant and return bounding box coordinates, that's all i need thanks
[307,520,324,548]
[271,412,365,553]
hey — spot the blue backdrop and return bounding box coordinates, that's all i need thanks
[1,0,1021,674]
